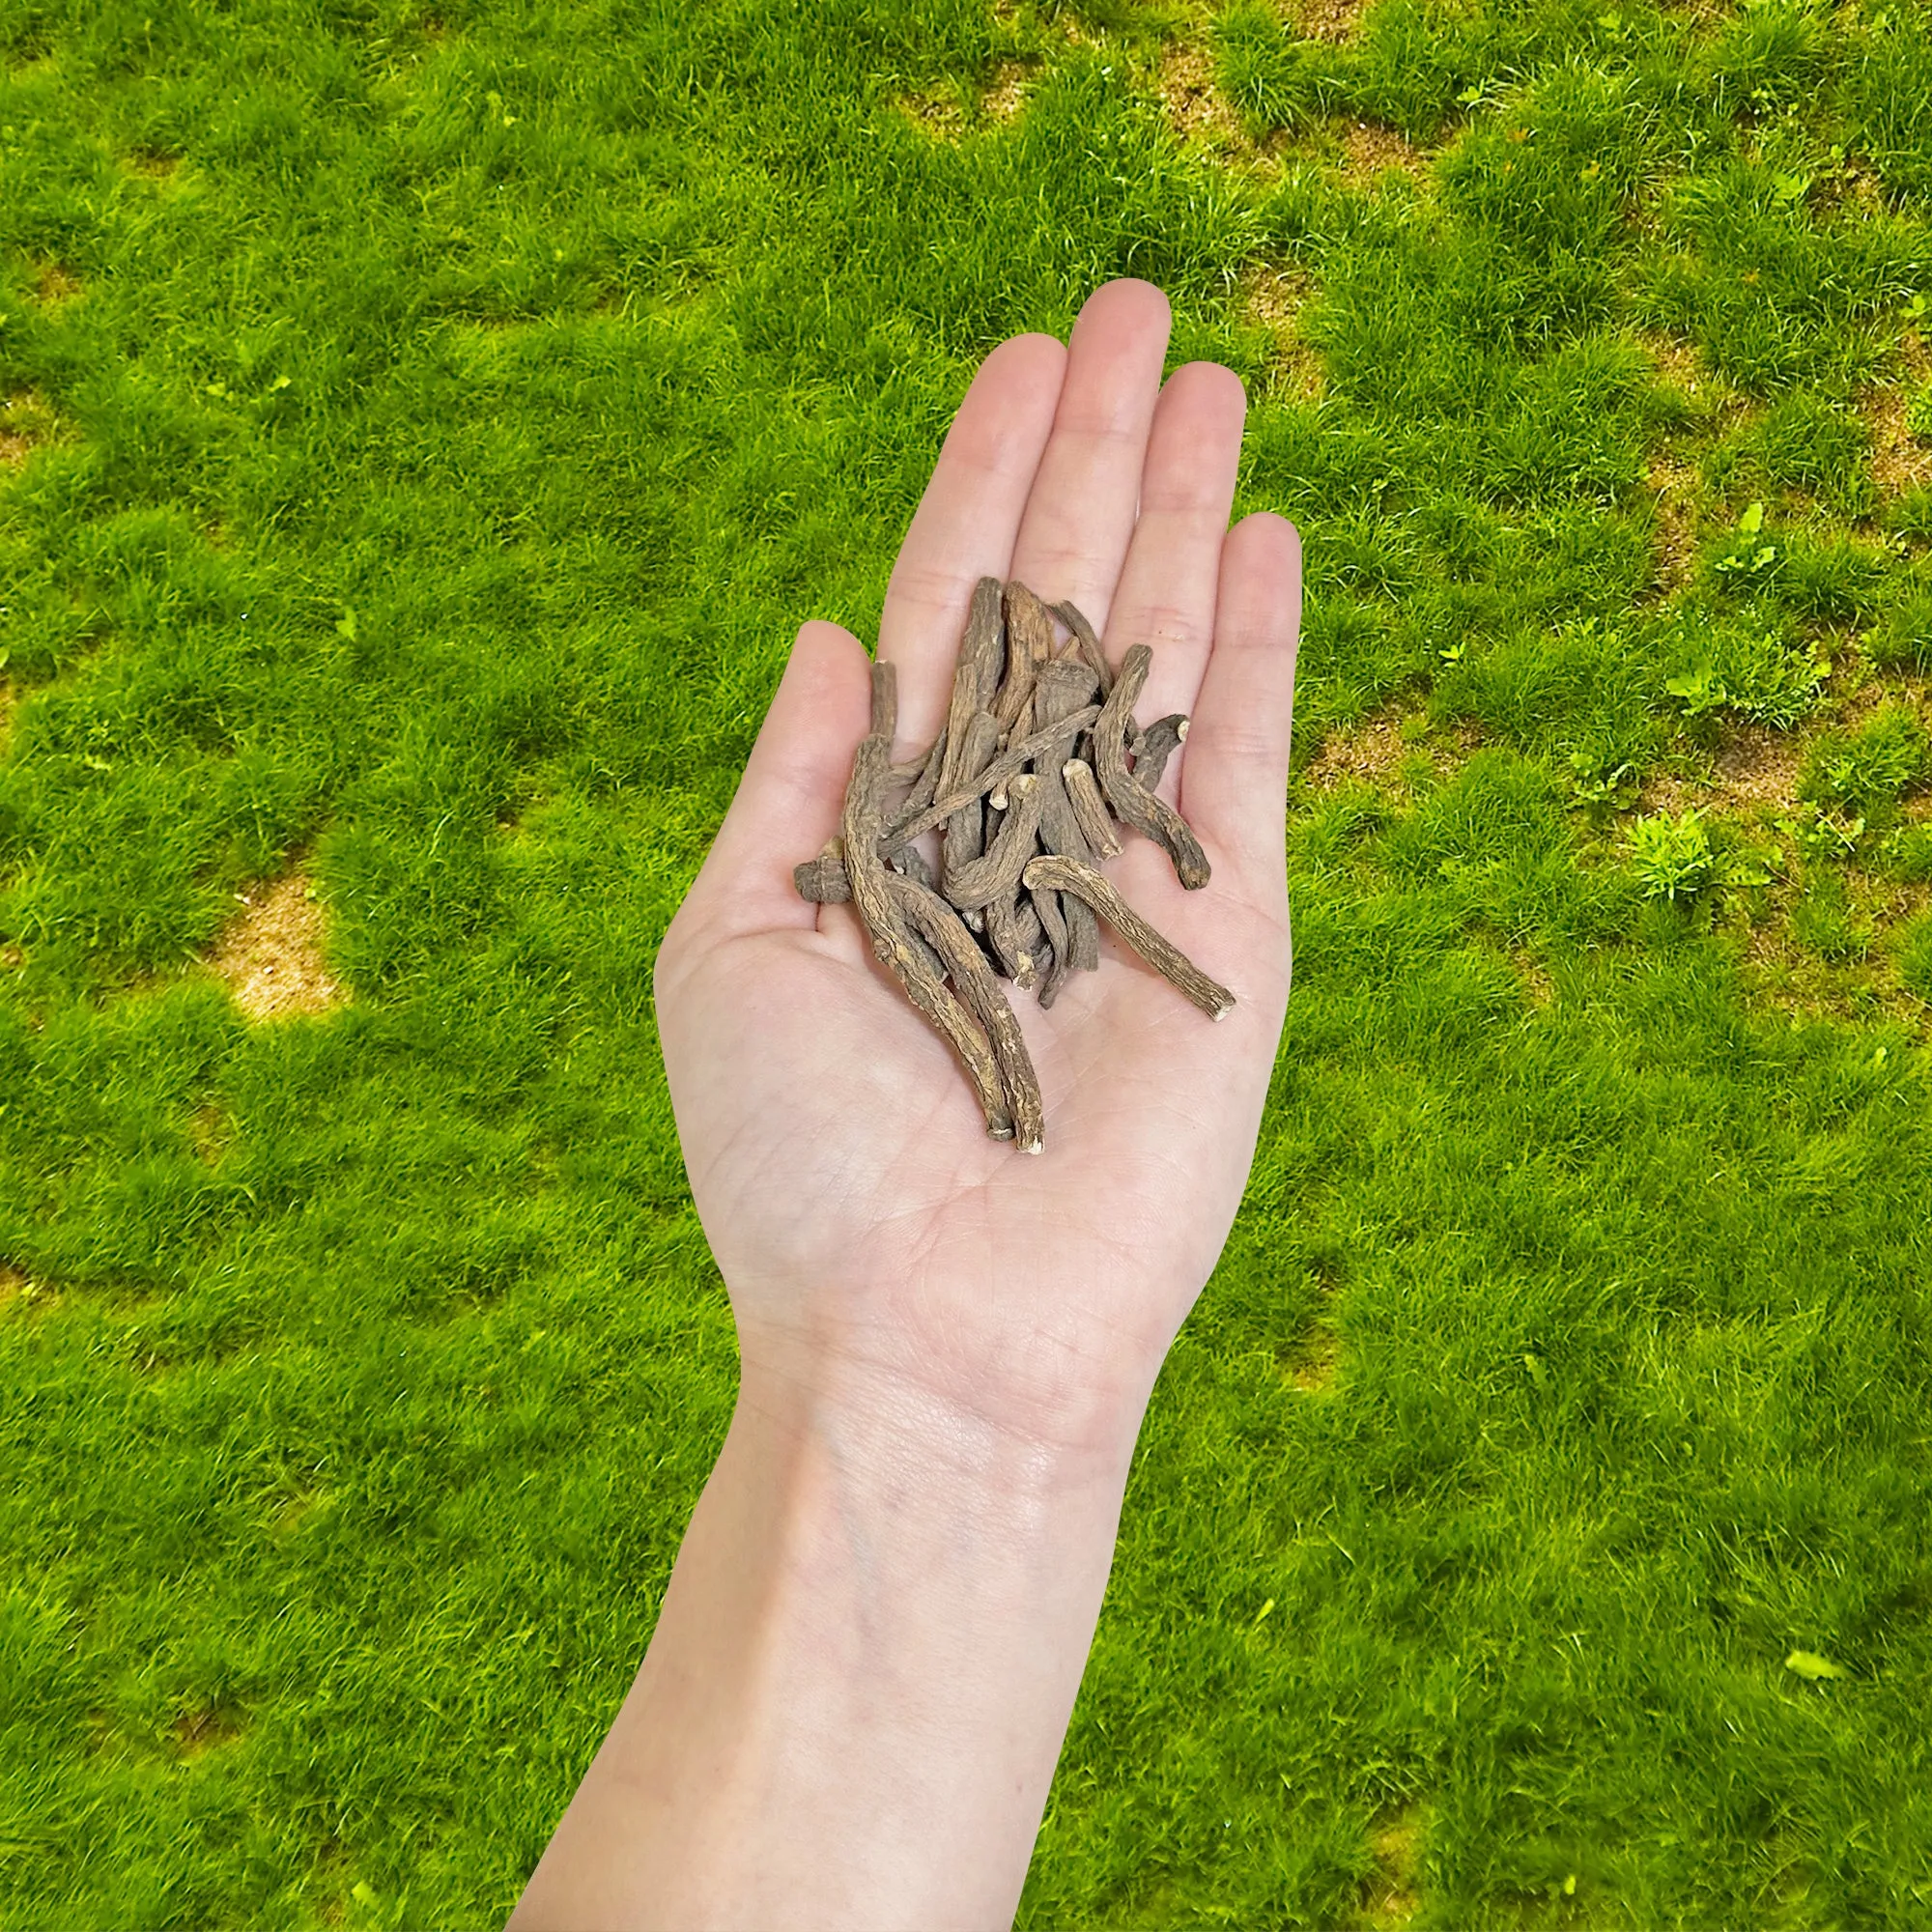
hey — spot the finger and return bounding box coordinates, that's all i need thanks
[1102,359,1248,728]
[1006,279,1172,636]
[877,332,1066,750]
[677,620,873,944]
[1180,513,1302,894]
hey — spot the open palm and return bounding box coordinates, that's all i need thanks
[654,280,1301,1448]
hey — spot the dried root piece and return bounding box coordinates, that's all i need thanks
[1065,896,1100,972]
[984,890,1039,989]
[941,707,1002,893]
[842,670,1014,1140]
[1050,598,1114,700]
[884,703,1102,848]
[1022,854,1235,1020]
[886,872,1045,1155]
[944,773,1047,911]
[1062,759,1122,859]
[937,581,1006,792]
[994,581,1055,732]
[1034,657,1099,726]
[794,838,851,903]
[1094,645,1210,891]
[1031,878,1071,1010]
[1129,713,1188,792]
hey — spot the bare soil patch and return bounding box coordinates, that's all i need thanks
[207,873,347,1020]
[188,1104,232,1164]
[33,261,80,305]
[1639,722,1808,821]
[1863,330,1932,499]
[981,59,1031,125]
[1296,0,1369,41]
[1303,705,1475,790]
[1709,723,1810,810]
[124,147,181,180]
[1644,446,1701,596]
[0,1262,31,1312]
[895,84,967,140]
[1241,264,1327,402]
[1734,872,1932,1029]
[1364,1801,1424,1923]
[895,59,1031,139]
[1336,119,1430,185]
[173,1705,245,1759]
[0,384,61,471]
[1,388,55,470]
[1290,1321,1340,1390]
[1153,40,1257,153]
[1642,328,1710,399]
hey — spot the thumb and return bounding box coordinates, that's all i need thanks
[679,620,873,944]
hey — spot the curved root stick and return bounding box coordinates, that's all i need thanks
[843,689,1014,1140]
[1022,854,1235,1020]
[1094,646,1210,890]
[887,873,1045,1154]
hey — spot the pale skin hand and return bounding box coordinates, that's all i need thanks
[507,279,1300,1930]
[660,280,1299,1441]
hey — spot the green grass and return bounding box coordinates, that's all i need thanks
[5,0,1932,1924]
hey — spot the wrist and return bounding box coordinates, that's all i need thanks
[732,1314,1154,1506]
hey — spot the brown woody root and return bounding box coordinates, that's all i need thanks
[799,582,1233,1150]
[1023,854,1235,1021]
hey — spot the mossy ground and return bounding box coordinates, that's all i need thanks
[4,0,1932,1924]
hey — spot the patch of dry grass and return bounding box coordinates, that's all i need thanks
[1637,721,1810,823]
[1152,39,1271,158]
[895,58,1033,140]
[172,1705,247,1760]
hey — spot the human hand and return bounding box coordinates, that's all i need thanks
[653,279,1300,1457]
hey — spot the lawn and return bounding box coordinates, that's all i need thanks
[4,0,1932,1923]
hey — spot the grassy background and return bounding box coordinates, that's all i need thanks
[4,0,1932,1923]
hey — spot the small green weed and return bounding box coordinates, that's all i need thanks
[1709,499,1781,585]
[1800,704,1932,814]
[1629,808,1714,899]
[1660,610,1823,729]
[1629,806,1784,900]
[1776,806,1867,865]
[1566,747,1638,818]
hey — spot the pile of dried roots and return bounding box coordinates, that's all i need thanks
[795,578,1233,1153]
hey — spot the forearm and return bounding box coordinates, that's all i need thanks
[507,1350,1145,1931]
